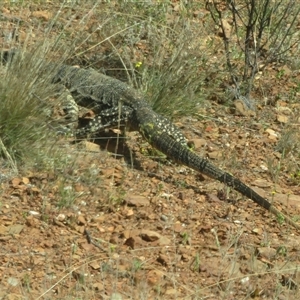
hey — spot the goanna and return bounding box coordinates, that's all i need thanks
[2,50,299,230]
[54,64,300,231]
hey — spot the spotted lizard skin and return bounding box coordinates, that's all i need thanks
[2,49,299,230]
[53,64,300,231]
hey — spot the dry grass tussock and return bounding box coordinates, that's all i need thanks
[0,1,208,171]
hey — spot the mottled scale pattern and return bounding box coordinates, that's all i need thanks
[53,64,300,230]
[2,49,299,230]
[54,64,188,144]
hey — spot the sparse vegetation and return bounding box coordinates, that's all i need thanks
[0,1,300,299]
[0,48,57,170]
[207,0,300,104]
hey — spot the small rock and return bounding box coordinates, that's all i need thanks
[140,230,160,242]
[31,10,52,21]
[124,237,135,249]
[190,138,207,149]
[93,282,104,291]
[234,99,256,116]
[9,224,25,234]
[79,141,101,152]
[257,247,277,260]
[173,223,183,233]
[28,210,39,216]
[146,270,164,286]
[160,214,168,222]
[7,277,19,287]
[207,151,223,160]
[125,209,134,218]
[124,194,150,207]
[165,288,178,295]
[140,230,171,245]
[277,114,289,123]
[157,253,170,267]
[252,179,272,188]
[56,214,66,222]
[252,227,263,235]
[89,261,101,270]
[77,215,86,225]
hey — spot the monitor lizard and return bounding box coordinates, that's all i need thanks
[2,50,299,230]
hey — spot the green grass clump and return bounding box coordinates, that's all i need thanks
[71,1,209,119]
[0,1,211,172]
[0,47,63,171]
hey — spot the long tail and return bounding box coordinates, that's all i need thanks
[140,122,300,231]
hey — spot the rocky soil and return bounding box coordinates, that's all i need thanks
[1,2,300,299]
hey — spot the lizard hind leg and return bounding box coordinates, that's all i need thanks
[61,93,80,128]
[50,87,80,136]
[75,106,133,138]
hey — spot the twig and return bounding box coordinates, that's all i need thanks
[84,229,106,251]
